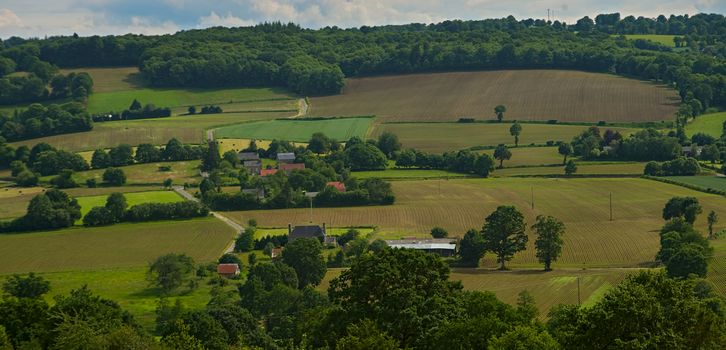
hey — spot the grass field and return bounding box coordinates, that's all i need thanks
[662,175,726,192]
[480,147,566,167]
[686,112,726,138]
[58,160,202,186]
[227,178,725,268]
[309,70,680,123]
[20,267,236,331]
[215,117,373,142]
[10,111,292,152]
[0,186,166,220]
[59,67,144,93]
[372,123,639,153]
[0,217,235,274]
[75,190,183,221]
[622,34,679,47]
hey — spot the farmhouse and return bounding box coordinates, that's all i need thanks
[277,152,296,163]
[385,238,457,257]
[280,163,305,173]
[326,181,346,192]
[237,152,260,162]
[682,145,703,157]
[243,160,262,175]
[288,223,337,245]
[217,263,240,277]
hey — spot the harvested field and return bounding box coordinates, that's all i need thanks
[709,237,726,296]
[492,162,646,176]
[372,122,639,153]
[215,117,373,142]
[228,178,725,268]
[310,70,680,122]
[59,67,144,93]
[0,217,235,274]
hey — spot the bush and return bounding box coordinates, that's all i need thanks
[125,201,209,222]
[82,206,115,226]
[16,170,38,186]
[431,227,448,238]
[86,178,97,188]
[50,169,78,188]
[103,168,126,186]
[643,157,700,176]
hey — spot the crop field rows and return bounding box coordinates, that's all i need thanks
[0,217,236,274]
[310,70,680,123]
[228,178,725,268]
[371,123,639,153]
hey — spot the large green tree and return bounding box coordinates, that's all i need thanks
[558,143,573,165]
[2,273,50,299]
[493,144,512,168]
[509,122,522,147]
[532,215,565,271]
[482,206,528,270]
[148,253,197,292]
[282,238,327,287]
[494,105,507,122]
[458,229,486,267]
[662,196,702,224]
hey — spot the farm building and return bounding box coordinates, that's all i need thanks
[237,152,260,161]
[277,152,296,163]
[243,160,262,175]
[280,163,305,173]
[385,238,457,257]
[326,181,346,192]
[217,263,240,277]
[288,223,337,245]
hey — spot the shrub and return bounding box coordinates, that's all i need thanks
[103,168,126,186]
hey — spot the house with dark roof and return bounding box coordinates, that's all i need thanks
[288,223,337,245]
[277,152,296,163]
[385,238,457,257]
[217,263,240,277]
[237,152,260,162]
[243,160,262,175]
[682,145,703,158]
[280,163,305,173]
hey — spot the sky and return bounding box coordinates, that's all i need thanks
[0,0,724,39]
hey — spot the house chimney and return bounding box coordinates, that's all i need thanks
[288,223,292,235]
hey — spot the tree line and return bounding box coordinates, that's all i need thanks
[0,102,92,141]
[83,192,208,227]
[2,14,725,108]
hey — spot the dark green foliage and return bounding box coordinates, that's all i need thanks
[547,271,726,349]
[15,169,38,186]
[108,144,134,167]
[509,122,522,147]
[345,143,388,170]
[90,149,110,169]
[532,215,565,271]
[282,238,327,287]
[574,127,681,161]
[482,206,528,270]
[50,169,77,188]
[564,159,577,176]
[0,189,81,233]
[337,228,361,246]
[102,167,126,186]
[234,230,255,252]
[489,325,559,350]
[2,273,50,299]
[30,145,88,176]
[124,201,209,222]
[644,157,701,176]
[218,253,241,267]
[458,229,486,267]
[149,253,196,292]
[135,143,161,163]
[82,206,114,226]
[558,142,573,164]
[308,132,332,154]
[493,144,512,168]
[202,141,221,172]
[430,226,448,238]
[495,105,507,122]
[328,248,464,348]
[662,196,702,224]
[0,103,92,141]
[336,320,400,350]
[377,132,401,159]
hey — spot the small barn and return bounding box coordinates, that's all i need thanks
[237,152,260,162]
[217,263,240,278]
[277,152,296,163]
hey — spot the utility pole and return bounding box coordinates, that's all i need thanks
[577,276,581,306]
[547,9,550,22]
[531,186,534,210]
[609,192,613,221]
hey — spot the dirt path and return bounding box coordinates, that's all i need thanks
[292,98,308,118]
[173,186,242,254]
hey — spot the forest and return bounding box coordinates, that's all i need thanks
[0,13,724,108]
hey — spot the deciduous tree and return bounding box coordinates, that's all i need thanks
[482,206,527,270]
[509,122,522,147]
[532,215,565,271]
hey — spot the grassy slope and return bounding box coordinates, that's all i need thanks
[309,70,680,122]
[228,178,725,267]
[686,112,726,138]
[622,34,679,47]
[216,118,373,142]
[372,123,639,153]
[0,217,235,274]
[75,190,183,220]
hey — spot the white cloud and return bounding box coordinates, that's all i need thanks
[0,8,23,28]
[198,11,255,28]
